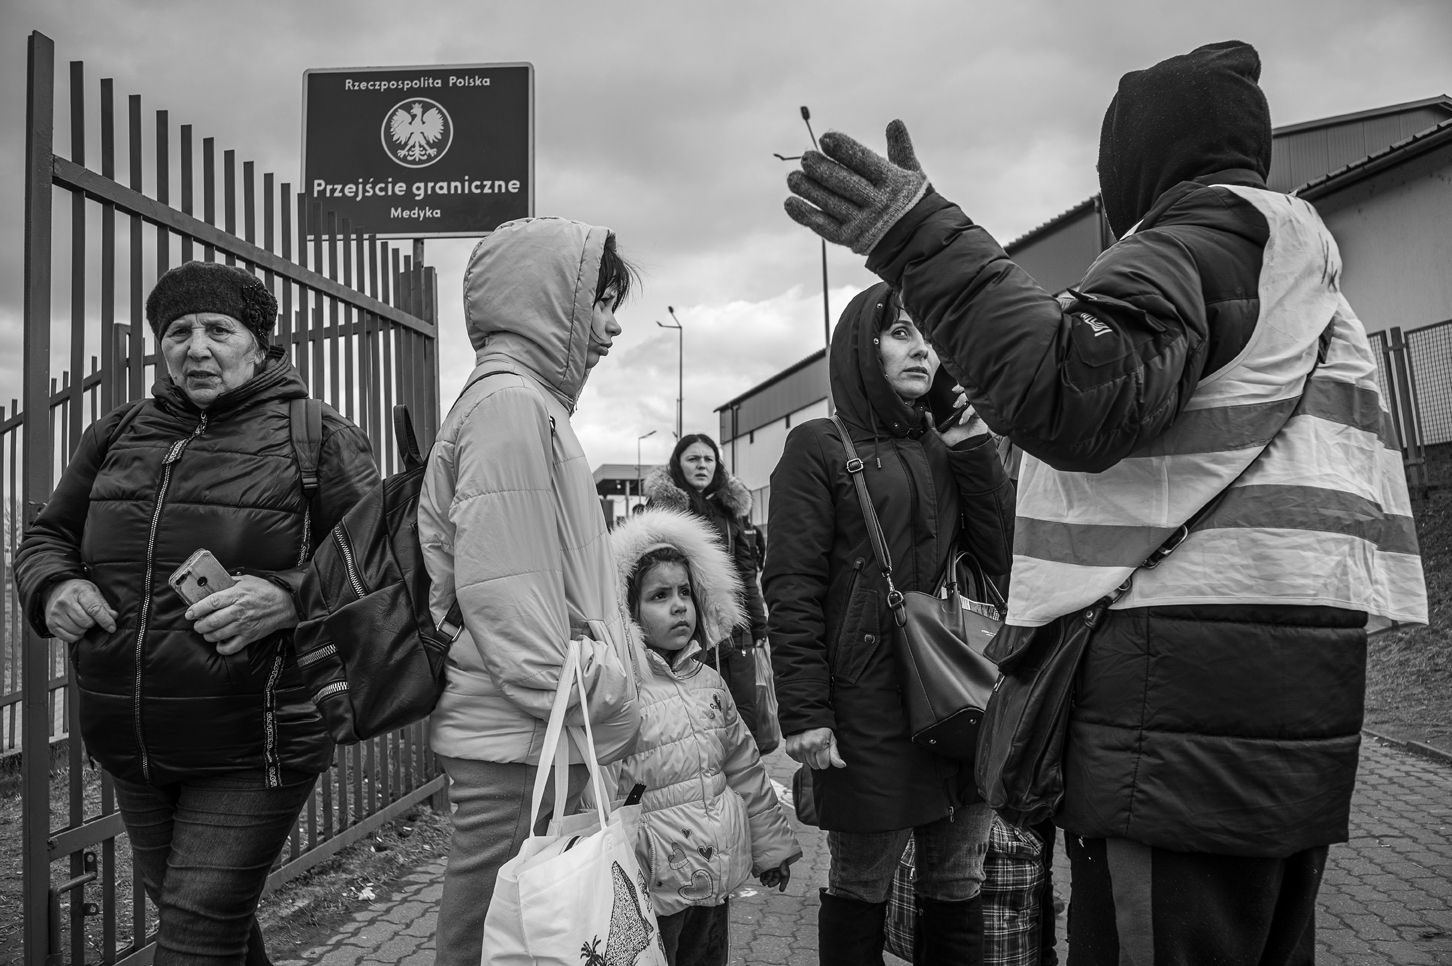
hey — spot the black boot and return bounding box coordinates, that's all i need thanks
[913,894,985,966]
[818,887,887,966]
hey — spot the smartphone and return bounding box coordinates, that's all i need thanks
[937,411,963,434]
[169,549,236,606]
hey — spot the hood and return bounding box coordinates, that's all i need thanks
[829,282,928,440]
[462,216,611,411]
[643,467,753,518]
[152,344,307,418]
[1097,41,1272,238]
[611,508,745,649]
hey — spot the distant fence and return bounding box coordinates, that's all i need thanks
[17,31,445,966]
[1371,318,1452,492]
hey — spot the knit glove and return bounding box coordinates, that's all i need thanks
[784,119,930,256]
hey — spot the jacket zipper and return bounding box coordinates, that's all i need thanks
[332,524,368,599]
[133,414,208,782]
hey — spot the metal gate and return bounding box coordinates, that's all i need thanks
[19,31,446,965]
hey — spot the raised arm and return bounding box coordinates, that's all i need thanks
[942,433,1015,576]
[868,192,1215,472]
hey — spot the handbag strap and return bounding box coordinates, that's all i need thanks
[949,549,1007,613]
[831,415,907,617]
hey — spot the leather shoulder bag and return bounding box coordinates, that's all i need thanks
[831,415,1002,762]
[974,524,1194,827]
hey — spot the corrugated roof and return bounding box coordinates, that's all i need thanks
[1294,116,1452,201]
[714,347,826,412]
[1272,95,1452,138]
[1002,94,1452,251]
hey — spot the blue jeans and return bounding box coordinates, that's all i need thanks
[827,802,994,904]
[112,770,318,966]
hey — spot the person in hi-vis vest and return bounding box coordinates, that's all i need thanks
[782,40,1427,966]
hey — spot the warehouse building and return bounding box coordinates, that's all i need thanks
[716,95,1452,528]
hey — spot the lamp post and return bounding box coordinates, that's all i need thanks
[775,105,834,409]
[636,429,657,513]
[658,308,684,440]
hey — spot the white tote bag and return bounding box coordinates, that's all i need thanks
[481,640,668,966]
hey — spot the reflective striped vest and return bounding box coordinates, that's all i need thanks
[1008,186,1428,632]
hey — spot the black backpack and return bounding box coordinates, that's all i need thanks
[293,404,464,744]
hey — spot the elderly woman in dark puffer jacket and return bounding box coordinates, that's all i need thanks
[765,283,1014,966]
[16,261,378,966]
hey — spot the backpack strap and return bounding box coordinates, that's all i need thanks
[411,368,518,644]
[289,398,325,501]
[393,405,424,472]
[106,399,148,452]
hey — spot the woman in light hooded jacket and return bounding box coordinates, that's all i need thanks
[417,217,645,965]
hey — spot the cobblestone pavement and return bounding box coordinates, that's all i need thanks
[279,735,1451,966]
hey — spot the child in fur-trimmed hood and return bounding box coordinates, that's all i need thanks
[611,509,800,966]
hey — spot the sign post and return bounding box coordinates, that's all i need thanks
[303,63,533,238]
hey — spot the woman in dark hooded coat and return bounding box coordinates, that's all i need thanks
[764,282,1014,965]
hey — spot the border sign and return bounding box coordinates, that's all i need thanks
[303,63,533,238]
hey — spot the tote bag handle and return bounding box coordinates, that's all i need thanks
[526,640,613,835]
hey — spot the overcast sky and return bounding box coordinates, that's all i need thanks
[3,0,1451,467]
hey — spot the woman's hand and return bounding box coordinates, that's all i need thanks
[45,579,118,643]
[186,575,297,656]
[785,727,846,770]
[938,385,990,447]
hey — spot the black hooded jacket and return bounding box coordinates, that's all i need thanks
[763,283,1015,833]
[860,42,1369,856]
[15,349,379,785]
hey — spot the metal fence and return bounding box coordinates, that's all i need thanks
[1372,318,1452,493]
[18,32,445,966]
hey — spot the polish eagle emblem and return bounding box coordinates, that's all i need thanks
[382,98,453,168]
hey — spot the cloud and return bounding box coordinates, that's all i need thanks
[2,0,1450,465]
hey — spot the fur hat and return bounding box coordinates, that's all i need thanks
[611,508,745,648]
[144,260,278,344]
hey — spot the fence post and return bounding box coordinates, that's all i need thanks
[1388,326,1429,497]
[22,29,57,966]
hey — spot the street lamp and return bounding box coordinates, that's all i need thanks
[636,429,657,513]
[658,308,684,440]
[775,105,834,410]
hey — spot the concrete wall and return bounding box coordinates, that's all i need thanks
[1315,142,1452,334]
[723,397,831,527]
[1008,206,1104,295]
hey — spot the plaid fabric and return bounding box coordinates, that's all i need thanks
[983,817,1045,966]
[883,838,916,961]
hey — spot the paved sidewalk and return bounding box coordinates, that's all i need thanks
[279,735,1452,966]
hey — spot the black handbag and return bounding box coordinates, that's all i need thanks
[974,527,1196,827]
[832,415,1003,762]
